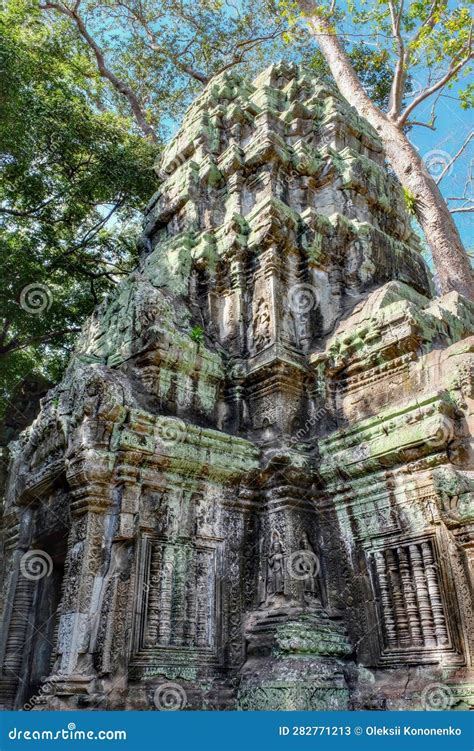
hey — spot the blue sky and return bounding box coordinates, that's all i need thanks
[410,92,473,248]
[331,0,473,249]
[95,0,473,250]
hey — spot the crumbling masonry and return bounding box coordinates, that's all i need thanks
[1,63,473,711]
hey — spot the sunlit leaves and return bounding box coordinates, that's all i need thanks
[0,1,158,415]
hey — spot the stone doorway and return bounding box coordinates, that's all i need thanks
[16,537,66,710]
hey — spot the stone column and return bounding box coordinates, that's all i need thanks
[0,507,36,709]
[47,450,114,704]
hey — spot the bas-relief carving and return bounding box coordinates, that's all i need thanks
[1,62,473,711]
[265,531,285,599]
[299,532,322,604]
[194,495,218,538]
[252,298,271,352]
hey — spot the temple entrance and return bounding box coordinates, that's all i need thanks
[17,536,66,709]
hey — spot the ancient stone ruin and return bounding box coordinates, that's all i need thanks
[1,63,473,711]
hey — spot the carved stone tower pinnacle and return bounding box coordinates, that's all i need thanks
[1,62,473,711]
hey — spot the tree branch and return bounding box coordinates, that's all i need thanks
[51,200,125,264]
[407,120,436,130]
[450,205,474,214]
[0,195,58,218]
[0,328,82,357]
[399,50,473,126]
[409,0,441,48]
[121,4,210,83]
[297,1,380,122]
[387,0,406,120]
[437,130,474,184]
[296,0,474,298]
[39,2,158,142]
[177,62,209,83]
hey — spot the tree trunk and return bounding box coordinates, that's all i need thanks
[376,124,474,299]
[298,3,474,300]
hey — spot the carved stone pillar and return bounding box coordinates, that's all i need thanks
[409,543,437,648]
[421,541,449,647]
[43,449,114,704]
[0,509,36,709]
[398,545,423,646]
[386,548,410,647]
[373,551,397,649]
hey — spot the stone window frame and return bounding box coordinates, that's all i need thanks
[129,533,225,669]
[367,529,465,667]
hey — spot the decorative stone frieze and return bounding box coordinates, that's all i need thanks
[1,62,473,711]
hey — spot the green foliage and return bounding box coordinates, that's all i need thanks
[0,1,158,418]
[0,0,315,422]
[403,187,417,216]
[307,42,397,110]
[190,326,205,344]
[313,0,473,113]
[41,0,292,140]
[459,82,474,110]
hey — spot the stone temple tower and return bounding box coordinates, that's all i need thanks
[1,63,473,711]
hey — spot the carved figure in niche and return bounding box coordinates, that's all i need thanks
[266,531,285,597]
[155,498,178,538]
[288,175,306,213]
[299,532,322,604]
[194,496,216,537]
[222,295,235,339]
[257,537,266,605]
[252,297,271,351]
[290,309,311,350]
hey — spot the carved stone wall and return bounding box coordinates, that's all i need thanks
[1,62,473,711]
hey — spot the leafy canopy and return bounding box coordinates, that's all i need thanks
[0,1,158,417]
